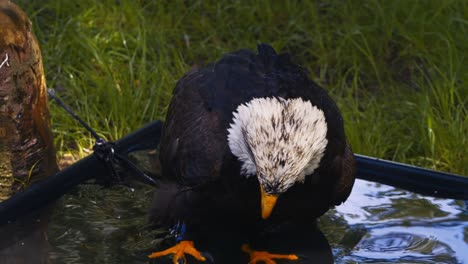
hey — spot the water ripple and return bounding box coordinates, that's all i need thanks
[328,179,468,264]
[39,178,468,263]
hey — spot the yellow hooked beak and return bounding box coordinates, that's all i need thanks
[260,185,278,219]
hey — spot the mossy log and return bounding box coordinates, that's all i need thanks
[0,0,58,202]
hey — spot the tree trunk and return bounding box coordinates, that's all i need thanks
[0,2,57,263]
[0,0,58,202]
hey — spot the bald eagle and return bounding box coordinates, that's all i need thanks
[149,44,355,263]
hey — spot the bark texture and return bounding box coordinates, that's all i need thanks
[0,0,58,202]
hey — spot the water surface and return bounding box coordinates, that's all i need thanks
[325,180,468,263]
[2,177,466,263]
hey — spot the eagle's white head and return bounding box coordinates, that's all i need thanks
[227,97,328,219]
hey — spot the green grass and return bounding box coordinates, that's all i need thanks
[16,0,467,175]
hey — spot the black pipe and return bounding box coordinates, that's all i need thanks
[355,154,468,200]
[0,121,163,225]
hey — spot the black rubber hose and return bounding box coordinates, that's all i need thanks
[355,154,468,200]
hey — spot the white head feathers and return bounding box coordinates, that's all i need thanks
[227,97,328,194]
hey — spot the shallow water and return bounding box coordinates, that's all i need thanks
[2,178,467,263]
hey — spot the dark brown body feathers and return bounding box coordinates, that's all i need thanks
[151,44,355,234]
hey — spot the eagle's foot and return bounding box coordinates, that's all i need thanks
[148,240,206,264]
[242,244,299,264]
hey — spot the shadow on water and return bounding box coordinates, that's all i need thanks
[0,171,466,263]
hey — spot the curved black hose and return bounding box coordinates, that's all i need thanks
[355,154,468,200]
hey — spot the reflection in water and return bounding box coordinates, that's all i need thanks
[353,229,457,262]
[149,223,333,264]
[1,178,466,263]
[45,184,334,264]
[328,179,468,263]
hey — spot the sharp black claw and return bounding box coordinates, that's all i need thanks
[177,258,185,264]
[201,252,215,263]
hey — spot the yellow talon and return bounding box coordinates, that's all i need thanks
[149,240,206,264]
[242,244,299,264]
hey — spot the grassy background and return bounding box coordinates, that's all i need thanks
[16,0,467,175]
